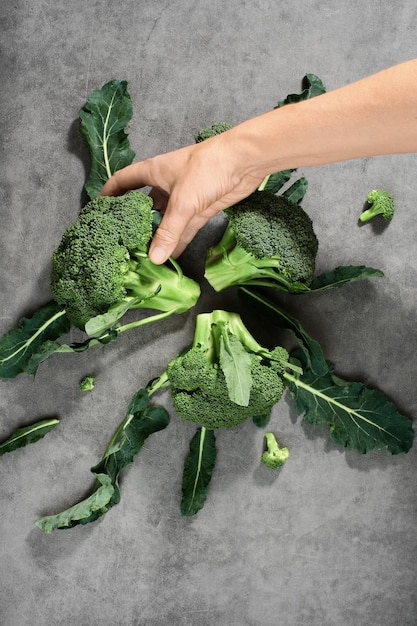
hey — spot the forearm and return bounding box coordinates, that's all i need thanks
[231,59,417,179]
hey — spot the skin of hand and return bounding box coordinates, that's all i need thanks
[100,58,417,264]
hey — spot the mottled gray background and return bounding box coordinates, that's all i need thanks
[1,1,416,625]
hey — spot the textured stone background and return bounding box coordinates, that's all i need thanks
[1,1,416,625]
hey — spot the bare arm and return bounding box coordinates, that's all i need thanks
[101,59,417,263]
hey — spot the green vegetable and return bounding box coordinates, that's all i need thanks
[359,189,395,223]
[181,427,216,516]
[261,432,289,469]
[0,418,59,456]
[194,122,233,143]
[50,191,200,334]
[79,80,136,200]
[166,309,296,430]
[79,374,95,392]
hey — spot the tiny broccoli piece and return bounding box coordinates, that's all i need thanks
[79,374,95,392]
[194,122,233,143]
[204,191,318,293]
[359,189,395,223]
[166,310,292,429]
[261,432,289,469]
[50,191,200,333]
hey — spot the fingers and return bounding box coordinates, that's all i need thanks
[100,162,155,196]
[149,205,197,264]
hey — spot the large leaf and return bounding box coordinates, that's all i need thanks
[285,366,414,454]
[181,427,216,516]
[219,332,252,406]
[282,177,308,204]
[0,418,59,456]
[276,73,326,107]
[239,287,328,376]
[0,302,71,378]
[309,266,384,291]
[79,80,136,199]
[35,388,170,532]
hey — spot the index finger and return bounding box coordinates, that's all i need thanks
[100,162,155,197]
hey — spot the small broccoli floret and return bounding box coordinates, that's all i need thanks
[359,189,395,223]
[261,432,289,469]
[166,310,291,429]
[50,192,200,334]
[204,191,318,293]
[194,122,233,143]
[79,374,95,392]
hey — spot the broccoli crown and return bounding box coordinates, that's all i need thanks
[359,189,395,223]
[194,122,233,143]
[50,192,153,328]
[261,432,289,469]
[166,310,288,429]
[79,374,95,392]
[205,191,318,293]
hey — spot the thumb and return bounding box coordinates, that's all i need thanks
[148,208,192,264]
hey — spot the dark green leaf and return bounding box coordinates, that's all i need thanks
[0,302,71,378]
[79,80,136,199]
[181,427,216,516]
[309,266,384,291]
[276,73,326,107]
[259,170,293,194]
[219,332,252,406]
[239,287,328,376]
[282,177,308,204]
[35,388,170,532]
[35,474,115,533]
[285,367,414,454]
[0,418,59,456]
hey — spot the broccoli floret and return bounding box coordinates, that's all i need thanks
[194,122,233,143]
[204,191,318,293]
[261,432,290,469]
[50,192,200,334]
[79,374,95,392]
[166,309,291,429]
[359,189,395,223]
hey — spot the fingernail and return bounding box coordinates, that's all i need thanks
[150,246,166,264]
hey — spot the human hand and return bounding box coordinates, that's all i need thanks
[100,132,265,264]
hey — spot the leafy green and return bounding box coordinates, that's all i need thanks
[282,176,308,204]
[219,332,252,406]
[181,427,216,516]
[276,73,326,107]
[258,169,293,194]
[0,302,71,378]
[79,79,136,199]
[0,418,59,456]
[309,266,384,291]
[35,388,170,532]
[285,362,414,454]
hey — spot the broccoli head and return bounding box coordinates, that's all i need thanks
[204,190,318,293]
[359,189,395,223]
[194,122,233,143]
[50,192,200,333]
[166,309,291,429]
[261,432,290,469]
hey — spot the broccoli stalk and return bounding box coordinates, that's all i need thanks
[261,432,290,469]
[205,191,318,294]
[359,189,395,223]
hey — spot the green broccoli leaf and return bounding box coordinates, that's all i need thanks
[276,73,326,107]
[219,331,252,406]
[35,474,115,533]
[258,169,293,194]
[282,176,308,204]
[181,427,216,516]
[79,79,136,199]
[309,266,384,291]
[0,302,71,378]
[239,287,329,376]
[35,388,170,532]
[0,418,59,456]
[285,366,414,454]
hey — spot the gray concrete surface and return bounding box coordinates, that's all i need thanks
[1,1,416,625]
